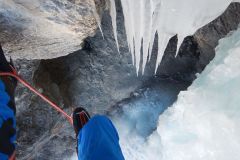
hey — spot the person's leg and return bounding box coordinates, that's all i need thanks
[0,45,17,160]
[0,45,17,114]
[73,108,125,160]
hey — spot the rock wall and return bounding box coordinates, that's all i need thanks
[194,2,240,72]
[0,0,105,59]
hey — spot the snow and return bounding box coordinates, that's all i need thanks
[110,0,235,74]
[118,27,240,160]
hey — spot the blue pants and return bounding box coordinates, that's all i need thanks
[78,115,125,160]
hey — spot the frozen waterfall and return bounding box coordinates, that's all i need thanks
[116,27,240,160]
[110,0,235,74]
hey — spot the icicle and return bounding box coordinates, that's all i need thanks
[92,0,104,39]
[142,0,153,74]
[132,0,144,75]
[175,35,184,57]
[154,33,172,74]
[148,30,157,62]
[120,0,135,65]
[109,0,120,53]
[148,0,161,62]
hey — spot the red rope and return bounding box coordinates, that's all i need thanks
[0,69,73,125]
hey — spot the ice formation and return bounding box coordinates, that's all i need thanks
[69,17,240,160]
[110,0,235,74]
[117,27,240,160]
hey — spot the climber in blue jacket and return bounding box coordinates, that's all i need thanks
[0,45,17,160]
[0,44,125,160]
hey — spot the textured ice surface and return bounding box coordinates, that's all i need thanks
[110,0,235,74]
[119,27,240,160]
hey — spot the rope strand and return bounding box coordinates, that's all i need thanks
[0,70,73,125]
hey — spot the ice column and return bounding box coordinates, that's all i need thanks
[109,0,233,74]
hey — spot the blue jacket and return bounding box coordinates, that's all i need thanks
[78,115,125,160]
[0,79,124,159]
[0,79,16,160]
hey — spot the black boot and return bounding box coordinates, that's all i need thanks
[72,107,91,155]
[72,107,91,137]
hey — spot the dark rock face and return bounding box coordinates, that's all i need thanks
[155,35,201,81]
[15,60,75,160]
[14,1,240,160]
[194,3,240,72]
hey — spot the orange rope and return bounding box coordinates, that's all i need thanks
[0,68,73,125]
[8,151,15,160]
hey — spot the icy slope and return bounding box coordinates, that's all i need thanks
[155,27,240,160]
[120,27,240,160]
[110,0,237,74]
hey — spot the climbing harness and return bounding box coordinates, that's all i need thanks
[0,66,73,125]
